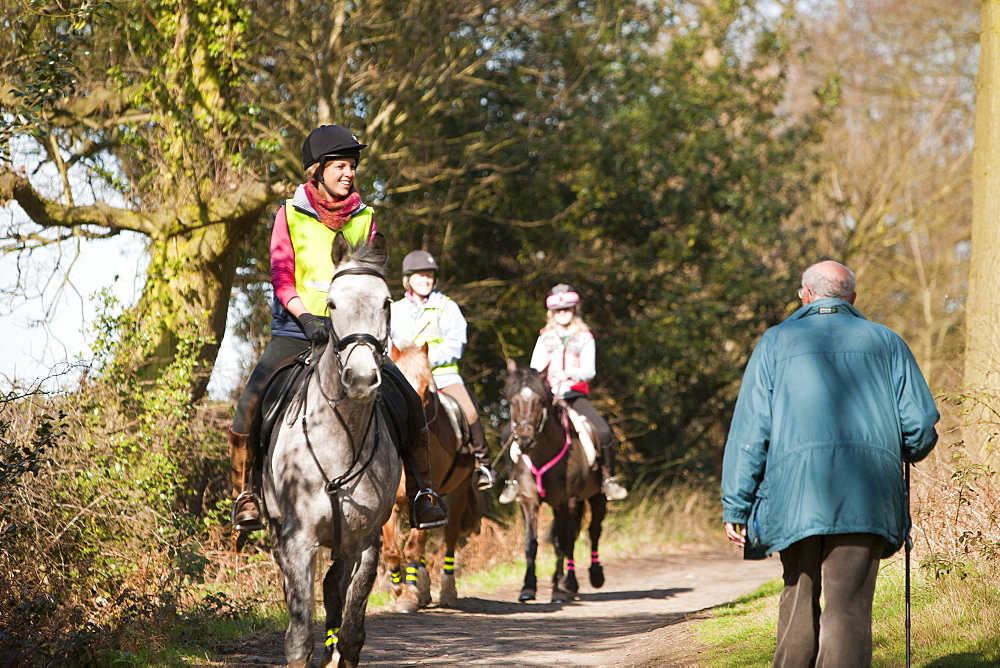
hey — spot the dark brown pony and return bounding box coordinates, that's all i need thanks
[381,341,481,612]
[504,359,607,602]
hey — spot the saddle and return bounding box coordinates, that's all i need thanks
[250,353,413,485]
[563,405,599,471]
[250,354,308,464]
[437,391,472,455]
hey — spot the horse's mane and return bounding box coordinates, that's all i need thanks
[333,233,389,277]
[392,341,435,392]
[504,363,550,401]
[339,245,387,276]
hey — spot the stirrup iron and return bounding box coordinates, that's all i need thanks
[499,479,519,504]
[476,465,496,490]
[411,489,447,529]
[232,491,265,532]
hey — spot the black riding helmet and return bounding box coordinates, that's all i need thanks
[302,125,367,198]
[302,125,367,170]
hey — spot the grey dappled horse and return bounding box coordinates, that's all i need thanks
[263,233,401,668]
[504,359,607,603]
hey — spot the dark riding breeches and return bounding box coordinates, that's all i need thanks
[565,395,613,450]
[233,335,310,436]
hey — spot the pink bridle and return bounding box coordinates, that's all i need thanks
[521,408,572,498]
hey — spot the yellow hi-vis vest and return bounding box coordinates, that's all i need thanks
[287,202,374,316]
[390,296,460,376]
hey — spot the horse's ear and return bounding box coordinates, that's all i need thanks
[388,339,400,362]
[368,232,389,267]
[332,232,351,266]
[420,342,429,356]
[506,358,518,374]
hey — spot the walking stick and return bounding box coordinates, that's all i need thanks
[905,461,911,668]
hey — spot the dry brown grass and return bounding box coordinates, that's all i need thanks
[907,417,1000,577]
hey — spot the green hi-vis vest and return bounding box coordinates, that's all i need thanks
[287,202,374,316]
[390,297,460,376]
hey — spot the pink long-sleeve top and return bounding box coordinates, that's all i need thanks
[269,188,378,310]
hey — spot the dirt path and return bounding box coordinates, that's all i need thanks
[213,548,781,666]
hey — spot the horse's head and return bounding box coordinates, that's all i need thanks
[390,340,435,400]
[326,232,391,402]
[503,358,553,453]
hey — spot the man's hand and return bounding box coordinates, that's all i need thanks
[725,522,746,547]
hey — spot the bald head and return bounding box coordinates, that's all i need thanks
[801,261,856,304]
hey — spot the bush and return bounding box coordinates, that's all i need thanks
[0,299,246,663]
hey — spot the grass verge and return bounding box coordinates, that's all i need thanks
[694,554,1000,667]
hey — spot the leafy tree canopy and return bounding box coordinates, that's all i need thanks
[2,0,826,474]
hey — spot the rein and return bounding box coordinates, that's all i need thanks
[518,401,572,498]
[294,356,384,500]
[295,263,390,501]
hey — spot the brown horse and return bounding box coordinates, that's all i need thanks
[504,359,607,603]
[381,341,481,612]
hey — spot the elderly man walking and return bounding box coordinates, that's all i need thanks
[721,260,939,667]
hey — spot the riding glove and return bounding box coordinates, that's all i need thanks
[298,313,329,346]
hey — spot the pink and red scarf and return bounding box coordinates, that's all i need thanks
[304,180,361,230]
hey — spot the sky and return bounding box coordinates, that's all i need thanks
[0,220,245,400]
[1,136,246,401]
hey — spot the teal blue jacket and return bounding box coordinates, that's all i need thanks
[721,298,939,558]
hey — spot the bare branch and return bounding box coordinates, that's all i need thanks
[0,166,159,235]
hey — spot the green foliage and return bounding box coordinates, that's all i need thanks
[0,287,243,663]
[0,0,109,156]
[357,0,826,477]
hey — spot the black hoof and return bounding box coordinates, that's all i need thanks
[590,563,605,588]
[519,590,536,602]
[552,590,572,603]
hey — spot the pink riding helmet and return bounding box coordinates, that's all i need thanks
[545,285,580,310]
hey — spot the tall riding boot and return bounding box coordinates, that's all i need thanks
[229,428,264,531]
[469,420,496,490]
[600,442,628,501]
[405,430,448,529]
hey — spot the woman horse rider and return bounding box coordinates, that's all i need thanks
[499,283,627,503]
[390,250,497,490]
[228,125,446,533]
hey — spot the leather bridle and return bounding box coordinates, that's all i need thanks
[327,266,390,380]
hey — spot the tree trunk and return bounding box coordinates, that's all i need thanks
[132,215,256,403]
[1,167,272,404]
[964,0,1000,464]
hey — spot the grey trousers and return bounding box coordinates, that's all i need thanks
[774,533,885,668]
